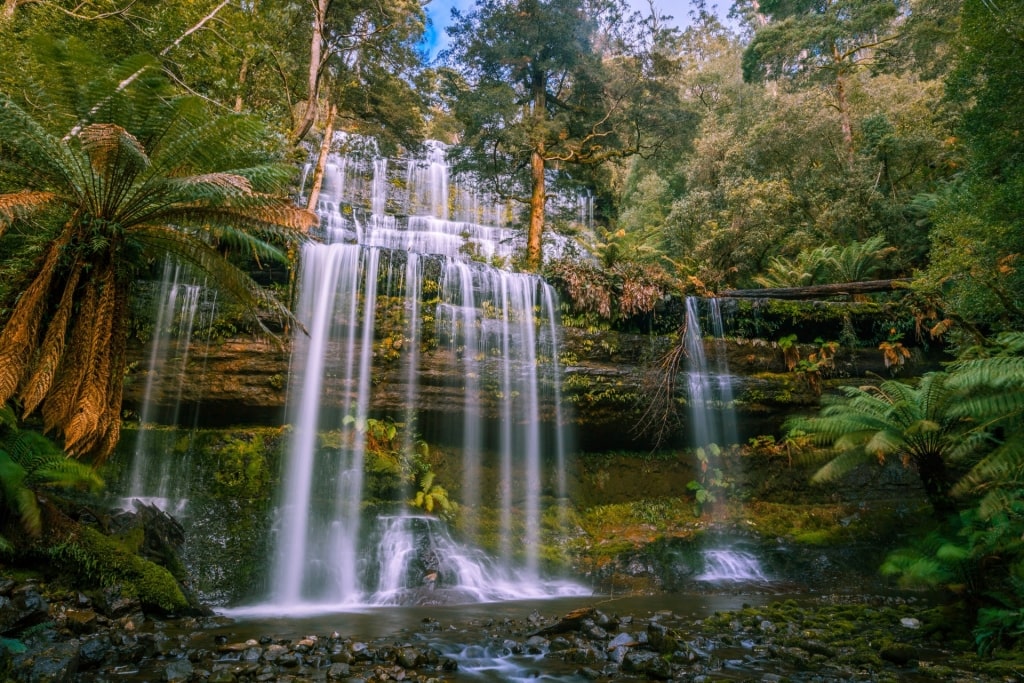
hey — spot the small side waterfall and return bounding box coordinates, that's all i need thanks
[683,297,738,450]
[696,549,767,582]
[257,139,587,611]
[684,297,768,583]
[120,259,216,515]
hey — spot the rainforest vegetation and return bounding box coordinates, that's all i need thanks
[1,0,1024,667]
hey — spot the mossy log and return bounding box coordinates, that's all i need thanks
[719,279,912,300]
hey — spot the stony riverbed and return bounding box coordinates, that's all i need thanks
[3,576,1020,682]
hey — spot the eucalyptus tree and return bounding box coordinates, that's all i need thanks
[442,0,685,270]
[0,53,315,461]
[739,0,904,166]
[291,0,427,147]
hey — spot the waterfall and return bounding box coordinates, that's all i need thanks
[121,258,216,515]
[683,296,738,451]
[259,141,584,611]
[684,297,768,582]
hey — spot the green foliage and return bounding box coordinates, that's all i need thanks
[409,470,457,520]
[755,236,894,288]
[0,403,103,548]
[687,444,729,517]
[0,42,314,459]
[787,373,967,515]
[443,0,684,268]
[212,433,273,500]
[46,526,188,613]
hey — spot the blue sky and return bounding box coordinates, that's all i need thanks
[421,0,694,60]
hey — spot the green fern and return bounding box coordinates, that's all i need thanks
[410,471,457,519]
[0,403,103,543]
[786,373,962,515]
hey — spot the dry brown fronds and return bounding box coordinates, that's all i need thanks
[182,173,254,194]
[0,239,66,403]
[78,123,146,173]
[20,260,84,417]
[235,202,319,232]
[64,265,116,454]
[43,273,98,435]
[0,191,57,234]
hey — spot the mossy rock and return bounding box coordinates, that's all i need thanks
[44,526,190,615]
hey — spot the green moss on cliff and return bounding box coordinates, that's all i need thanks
[45,526,189,613]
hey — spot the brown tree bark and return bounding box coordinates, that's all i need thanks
[525,75,548,272]
[305,104,337,214]
[293,0,330,144]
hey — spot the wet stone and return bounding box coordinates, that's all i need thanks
[396,647,422,668]
[608,632,635,649]
[278,651,300,667]
[208,670,236,683]
[549,636,572,652]
[162,658,193,682]
[264,643,289,661]
[327,662,351,679]
[65,608,100,635]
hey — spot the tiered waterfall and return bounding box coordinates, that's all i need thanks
[264,140,584,609]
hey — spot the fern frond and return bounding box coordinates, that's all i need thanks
[0,191,58,235]
[953,437,1024,496]
[76,123,149,176]
[0,452,39,537]
[811,448,872,483]
[42,272,99,434]
[0,238,66,404]
[20,260,84,417]
[31,459,103,493]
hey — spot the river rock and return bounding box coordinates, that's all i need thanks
[94,585,141,619]
[64,609,100,635]
[0,583,49,633]
[162,658,193,682]
[396,646,423,668]
[18,640,80,682]
[622,649,671,679]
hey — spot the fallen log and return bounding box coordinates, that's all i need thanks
[528,606,596,636]
[718,278,912,300]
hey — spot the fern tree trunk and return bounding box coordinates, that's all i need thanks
[916,450,956,518]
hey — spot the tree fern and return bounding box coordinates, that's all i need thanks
[0,44,315,460]
[826,234,895,283]
[0,404,103,544]
[786,373,961,514]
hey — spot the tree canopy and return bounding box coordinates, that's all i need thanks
[442,0,686,270]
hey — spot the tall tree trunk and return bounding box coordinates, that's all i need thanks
[2,0,19,23]
[527,142,546,271]
[831,46,855,169]
[525,74,547,272]
[234,55,250,113]
[305,104,336,213]
[294,0,330,144]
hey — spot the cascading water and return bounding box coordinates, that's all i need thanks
[684,297,767,582]
[258,139,588,612]
[120,258,216,516]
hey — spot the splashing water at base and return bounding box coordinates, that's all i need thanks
[696,549,768,582]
